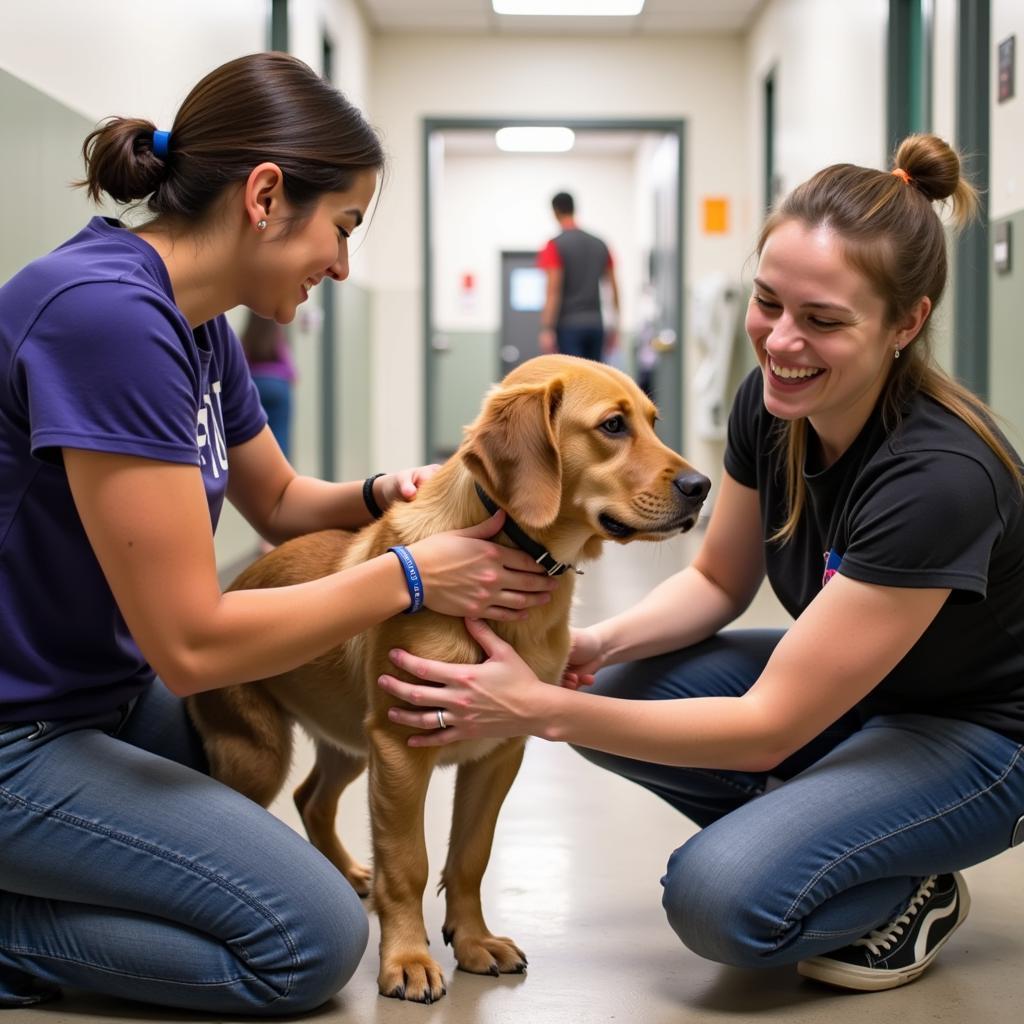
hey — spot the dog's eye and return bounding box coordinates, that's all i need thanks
[599,415,627,436]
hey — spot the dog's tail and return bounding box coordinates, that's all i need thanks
[187,683,293,808]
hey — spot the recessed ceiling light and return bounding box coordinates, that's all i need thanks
[495,127,576,152]
[493,1,645,15]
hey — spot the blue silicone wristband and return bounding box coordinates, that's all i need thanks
[389,545,424,614]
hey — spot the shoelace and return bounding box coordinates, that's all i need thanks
[853,875,938,956]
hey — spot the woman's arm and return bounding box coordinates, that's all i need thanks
[64,449,554,696]
[225,428,438,542]
[380,574,950,772]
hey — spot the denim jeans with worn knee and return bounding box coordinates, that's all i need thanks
[0,681,368,1014]
[574,630,1024,968]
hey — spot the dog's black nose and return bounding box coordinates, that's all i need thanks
[673,471,712,503]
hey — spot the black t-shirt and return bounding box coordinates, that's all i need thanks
[724,368,1024,743]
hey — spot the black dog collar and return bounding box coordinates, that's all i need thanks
[475,484,582,577]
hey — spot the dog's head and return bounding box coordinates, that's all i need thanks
[460,355,710,549]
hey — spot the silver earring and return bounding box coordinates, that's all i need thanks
[894,345,901,360]
[256,219,268,231]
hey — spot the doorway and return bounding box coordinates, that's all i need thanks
[423,118,686,461]
[499,250,545,375]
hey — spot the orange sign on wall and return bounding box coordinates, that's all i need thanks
[702,197,729,235]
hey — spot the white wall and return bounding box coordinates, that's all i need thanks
[745,0,888,208]
[436,152,637,333]
[931,0,958,148]
[991,0,1024,222]
[0,0,263,124]
[366,32,751,477]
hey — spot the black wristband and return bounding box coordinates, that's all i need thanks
[363,473,386,520]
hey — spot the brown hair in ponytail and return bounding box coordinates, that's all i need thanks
[78,52,384,225]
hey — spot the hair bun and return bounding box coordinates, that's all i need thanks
[893,133,978,226]
[80,117,168,205]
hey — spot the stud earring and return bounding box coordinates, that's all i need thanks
[256,219,268,231]
[894,344,901,360]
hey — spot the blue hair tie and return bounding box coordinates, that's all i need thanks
[152,130,171,159]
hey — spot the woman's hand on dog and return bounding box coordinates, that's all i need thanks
[376,463,442,511]
[560,627,604,689]
[379,618,552,745]
[408,511,558,620]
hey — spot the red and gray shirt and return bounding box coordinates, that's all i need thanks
[537,227,613,329]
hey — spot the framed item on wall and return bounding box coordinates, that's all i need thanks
[998,35,1015,103]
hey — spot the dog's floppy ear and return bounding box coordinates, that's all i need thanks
[462,377,564,531]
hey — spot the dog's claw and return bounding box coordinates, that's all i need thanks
[513,962,527,974]
[387,985,405,1000]
[488,964,499,977]
[442,926,454,947]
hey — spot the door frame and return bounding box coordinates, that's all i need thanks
[422,116,687,461]
[954,0,990,399]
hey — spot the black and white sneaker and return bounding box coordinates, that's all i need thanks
[797,872,970,992]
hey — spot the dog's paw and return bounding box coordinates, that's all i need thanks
[378,953,447,1003]
[344,860,372,898]
[448,929,528,976]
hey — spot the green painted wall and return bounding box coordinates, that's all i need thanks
[0,68,96,286]
[931,227,957,375]
[432,331,500,459]
[989,207,1024,444]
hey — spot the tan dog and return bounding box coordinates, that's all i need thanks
[188,355,709,1003]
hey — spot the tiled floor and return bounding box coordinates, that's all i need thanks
[34,531,1024,1023]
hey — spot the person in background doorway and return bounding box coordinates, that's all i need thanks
[537,191,620,362]
[379,134,1024,996]
[241,311,296,461]
[0,51,556,1018]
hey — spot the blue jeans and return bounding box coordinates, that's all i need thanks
[0,682,368,1014]
[253,374,293,460]
[575,630,1024,968]
[556,324,605,362]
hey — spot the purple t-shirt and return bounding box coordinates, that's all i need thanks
[0,217,267,721]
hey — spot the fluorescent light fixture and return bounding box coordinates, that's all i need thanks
[495,127,576,152]
[493,1,645,15]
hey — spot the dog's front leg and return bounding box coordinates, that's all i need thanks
[368,726,446,1003]
[441,740,528,976]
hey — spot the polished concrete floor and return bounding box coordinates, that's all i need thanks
[33,529,1024,1023]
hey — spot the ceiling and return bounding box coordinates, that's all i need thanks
[358,0,765,36]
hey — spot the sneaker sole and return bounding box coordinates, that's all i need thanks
[796,873,971,992]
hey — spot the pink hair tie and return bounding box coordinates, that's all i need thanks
[892,167,912,185]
